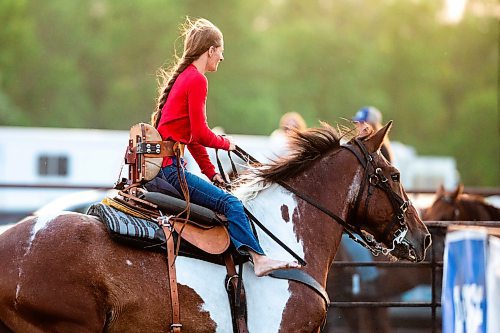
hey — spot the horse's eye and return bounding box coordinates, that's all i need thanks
[391,173,400,182]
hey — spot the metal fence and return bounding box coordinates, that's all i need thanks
[329,220,500,333]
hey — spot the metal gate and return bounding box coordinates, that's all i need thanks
[328,220,499,332]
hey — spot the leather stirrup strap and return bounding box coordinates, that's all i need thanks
[224,253,249,333]
[164,226,182,333]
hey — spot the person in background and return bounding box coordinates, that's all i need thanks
[341,106,395,291]
[352,106,394,163]
[150,17,299,277]
[270,112,307,156]
[277,112,307,135]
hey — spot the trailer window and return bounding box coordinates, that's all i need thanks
[38,155,69,176]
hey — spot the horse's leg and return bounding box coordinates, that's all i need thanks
[279,281,329,332]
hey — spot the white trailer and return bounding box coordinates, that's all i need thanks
[0,126,460,221]
[0,126,127,215]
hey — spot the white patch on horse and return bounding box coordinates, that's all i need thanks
[14,267,23,309]
[176,258,296,333]
[242,184,304,260]
[14,214,60,302]
[240,183,304,331]
[176,258,232,332]
[15,284,20,300]
[126,260,133,266]
[243,264,294,332]
[27,213,60,253]
[173,182,303,332]
[345,168,362,216]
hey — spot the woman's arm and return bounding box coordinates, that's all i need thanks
[187,74,230,150]
[187,142,217,180]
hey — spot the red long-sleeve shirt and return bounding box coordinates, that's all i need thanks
[157,64,230,180]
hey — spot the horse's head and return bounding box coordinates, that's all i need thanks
[241,121,431,263]
[344,122,431,262]
[422,184,463,221]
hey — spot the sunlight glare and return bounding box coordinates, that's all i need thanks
[440,0,467,24]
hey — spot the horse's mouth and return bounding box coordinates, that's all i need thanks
[392,240,419,262]
[359,229,418,261]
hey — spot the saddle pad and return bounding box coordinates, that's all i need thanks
[87,202,165,250]
[87,202,230,255]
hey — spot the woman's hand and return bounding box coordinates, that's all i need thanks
[226,136,236,151]
[212,173,227,187]
[212,173,232,190]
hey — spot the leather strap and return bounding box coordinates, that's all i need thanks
[224,254,249,333]
[163,225,182,333]
[269,268,330,306]
[138,140,185,158]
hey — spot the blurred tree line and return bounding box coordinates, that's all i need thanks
[0,0,498,186]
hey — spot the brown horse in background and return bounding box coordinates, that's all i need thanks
[423,184,500,221]
[0,123,431,332]
[325,183,499,333]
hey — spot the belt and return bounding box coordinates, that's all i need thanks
[136,140,185,158]
[164,140,185,158]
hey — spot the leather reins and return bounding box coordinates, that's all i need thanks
[225,139,411,257]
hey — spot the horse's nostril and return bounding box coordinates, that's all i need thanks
[424,234,432,249]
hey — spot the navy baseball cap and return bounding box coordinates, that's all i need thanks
[352,106,382,125]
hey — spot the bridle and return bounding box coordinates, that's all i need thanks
[342,138,412,256]
[228,137,412,258]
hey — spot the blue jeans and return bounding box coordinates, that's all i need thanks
[161,159,264,255]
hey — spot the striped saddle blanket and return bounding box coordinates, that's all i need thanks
[87,202,166,250]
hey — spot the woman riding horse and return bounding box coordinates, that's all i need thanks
[0,122,431,332]
[150,17,299,276]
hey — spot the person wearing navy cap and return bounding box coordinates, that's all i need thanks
[352,106,394,162]
[343,107,395,290]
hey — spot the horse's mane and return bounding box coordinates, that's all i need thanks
[238,122,349,186]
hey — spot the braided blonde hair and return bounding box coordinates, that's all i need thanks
[151,18,223,128]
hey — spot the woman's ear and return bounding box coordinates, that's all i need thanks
[208,46,214,57]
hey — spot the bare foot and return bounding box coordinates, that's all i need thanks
[252,254,301,277]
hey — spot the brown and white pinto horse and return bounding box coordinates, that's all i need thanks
[0,122,430,332]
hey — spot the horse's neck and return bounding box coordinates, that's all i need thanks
[484,203,500,220]
[235,182,344,284]
[458,197,500,220]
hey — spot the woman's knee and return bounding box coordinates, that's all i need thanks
[222,194,245,212]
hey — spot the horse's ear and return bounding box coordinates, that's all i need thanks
[436,184,446,197]
[364,121,392,153]
[452,183,464,199]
